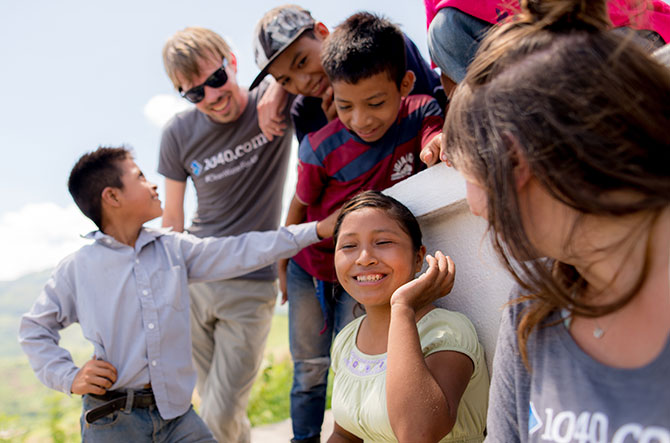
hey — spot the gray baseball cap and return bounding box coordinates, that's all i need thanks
[250,5,315,90]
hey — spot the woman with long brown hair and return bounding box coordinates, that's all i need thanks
[442,0,670,440]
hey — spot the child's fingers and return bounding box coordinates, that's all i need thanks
[444,255,456,293]
[92,360,118,378]
[432,251,455,294]
[420,254,439,283]
[85,380,110,395]
[91,365,118,384]
[447,255,455,278]
[89,375,114,390]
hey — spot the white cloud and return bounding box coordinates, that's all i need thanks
[0,203,96,281]
[143,94,192,128]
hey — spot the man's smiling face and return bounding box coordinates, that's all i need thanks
[178,54,247,124]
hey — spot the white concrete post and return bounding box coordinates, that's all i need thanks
[385,164,514,373]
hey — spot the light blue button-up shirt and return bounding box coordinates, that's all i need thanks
[19,222,319,419]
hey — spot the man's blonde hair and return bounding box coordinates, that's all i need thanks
[163,26,232,90]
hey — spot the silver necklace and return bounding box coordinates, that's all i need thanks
[592,313,616,339]
[592,319,606,339]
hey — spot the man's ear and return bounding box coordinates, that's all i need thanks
[101,187,122,208]
[400,70,416,97]
[314,22,330,40]
[228,52,238,74]
[415,245,427,273]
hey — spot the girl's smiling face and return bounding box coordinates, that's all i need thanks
[334,207,425,308]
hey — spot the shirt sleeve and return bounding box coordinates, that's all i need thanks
[418,98,444,149]
[295,136,328,206]
[158,118,189,182]
[418,310,481,364]
[484,302,525,443]
[18,261,81,395]
[176,222,320,282]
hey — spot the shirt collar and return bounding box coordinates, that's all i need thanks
[83,227,170,250]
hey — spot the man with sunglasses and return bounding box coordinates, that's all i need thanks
[158,26,293,443]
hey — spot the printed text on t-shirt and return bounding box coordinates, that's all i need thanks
[529,403,669,442]
[199,133,268,174]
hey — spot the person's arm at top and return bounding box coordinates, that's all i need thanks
[162,178,186,232]
[386,251,472,442]
[278,193,308,303]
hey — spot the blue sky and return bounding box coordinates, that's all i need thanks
[0,0,431,280]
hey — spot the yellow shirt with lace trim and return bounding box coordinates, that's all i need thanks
[331,308,489,442]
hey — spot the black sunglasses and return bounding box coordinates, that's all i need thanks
[179,59,229,104]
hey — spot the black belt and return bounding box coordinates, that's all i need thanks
[85,388,155,424]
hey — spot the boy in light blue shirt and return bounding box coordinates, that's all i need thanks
[19,146,333,441]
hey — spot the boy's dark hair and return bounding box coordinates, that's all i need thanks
[321,12,406,87]
[67,147,130,229]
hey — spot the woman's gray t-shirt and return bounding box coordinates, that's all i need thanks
[486,292,670,442]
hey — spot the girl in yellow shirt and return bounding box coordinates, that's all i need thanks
[328,191,489,442]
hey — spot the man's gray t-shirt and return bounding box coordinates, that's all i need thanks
[158,80,292,281]
[486,290,670,442]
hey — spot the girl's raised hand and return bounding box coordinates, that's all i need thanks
[390,251,455,312]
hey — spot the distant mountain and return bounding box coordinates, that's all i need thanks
[0,269,53,358]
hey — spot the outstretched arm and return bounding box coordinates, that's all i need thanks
[386,252,472,442]
[181,217,320,283]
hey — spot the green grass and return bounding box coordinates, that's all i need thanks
[0,313,333,441]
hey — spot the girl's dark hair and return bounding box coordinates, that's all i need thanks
[444,0,670,366]
[333,190,422,252]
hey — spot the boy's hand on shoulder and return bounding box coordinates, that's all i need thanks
[320,86,337,122]
[316,207,341,240]
[391,251,455,312]
[258,80,289,141]
[71,357,118,396]
[420,133,443,167]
